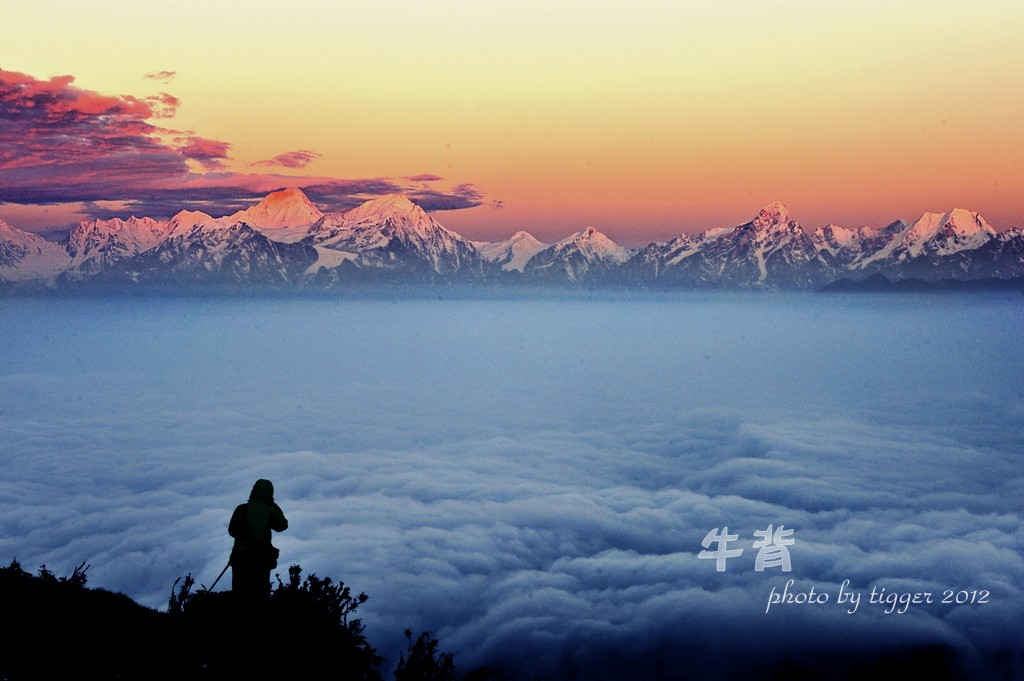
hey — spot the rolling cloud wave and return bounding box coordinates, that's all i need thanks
[0,294,1020,678]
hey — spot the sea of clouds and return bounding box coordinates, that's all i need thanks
[0,292,1021,679]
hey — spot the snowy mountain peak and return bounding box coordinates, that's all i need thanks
[0,218,57,249]
[944,209,994,236]
[569,226,605,244]
[57,215,170,273]
[479,230,547,272]
[557,227,629,263]
[757,200,792,224]
[900,208,996,257]
[78,216,165,234]
[302,193,485,277]
[815,223,855,242]
[343,194,425,223]
[810,223,858,256]
[909,209,993,237]
[171,209,214,223]
[333,194,470,244]
[0,217,71,280]
[66,216,169,251]
[228,188,323,229]
[168,210,218,236]
[523,226,630,282]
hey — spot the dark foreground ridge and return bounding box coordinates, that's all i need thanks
[1,559,1018,681]
[0,560,460,681]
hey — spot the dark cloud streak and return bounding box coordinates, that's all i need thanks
[176,135,231,169]
[144,71,177,83]
[252,149,321,169]
[410,183,484,211]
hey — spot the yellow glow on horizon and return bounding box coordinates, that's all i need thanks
[2,0,1023,240]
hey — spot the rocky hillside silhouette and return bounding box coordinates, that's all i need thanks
[0,559,461,681]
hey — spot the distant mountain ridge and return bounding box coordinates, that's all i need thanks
[524,227,631,283]
[477,231,548,272]
[2,190,1023,291]
[228,187,324,231]
[303,194,491,283]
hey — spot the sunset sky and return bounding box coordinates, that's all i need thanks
[2,0,1022,244]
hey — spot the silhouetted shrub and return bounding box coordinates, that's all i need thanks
[0,558,465,681]
[170,563,384,680]
[167,571,195,615]
[395,629,457,681]
[35,559,90,588]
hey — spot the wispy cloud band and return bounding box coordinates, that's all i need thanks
[0,68,489,223]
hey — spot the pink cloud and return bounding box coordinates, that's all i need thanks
[0,68,171,171]
[144,70,177,83]
[177,136,231,169]
[0,68,489,223]
[408,173,444,182]
[146,93,180,119]
[252,150,321,169]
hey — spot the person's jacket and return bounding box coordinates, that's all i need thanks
[228,479,288,568]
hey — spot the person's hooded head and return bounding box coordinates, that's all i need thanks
[249,479,275,504]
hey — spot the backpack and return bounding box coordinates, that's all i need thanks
[229,503,280,569]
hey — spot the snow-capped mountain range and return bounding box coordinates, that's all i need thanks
[0,218,71,281]
[475,231,548,272]
[628,201,827,288]
[625,203,1023,289]
[1,189,1022,291]
[524,227,631,283]
[304,194,490,281]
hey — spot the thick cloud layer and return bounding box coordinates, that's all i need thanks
[0,293,1020,678]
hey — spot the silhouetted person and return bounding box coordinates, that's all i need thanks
[228,479,288,599]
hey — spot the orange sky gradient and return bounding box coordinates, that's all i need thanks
[2,0,1023,245]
